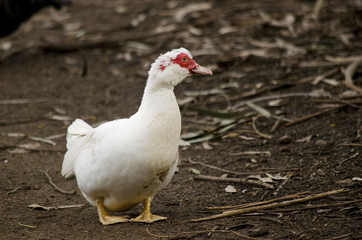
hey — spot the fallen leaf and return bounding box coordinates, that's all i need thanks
[268,99,283,107]
[239,135,256,141]
[296,135,313,143]
[248,174,274,183]
[265,173,288,181]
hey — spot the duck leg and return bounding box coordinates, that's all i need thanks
[130,197,167,223]
[96,198,129,225]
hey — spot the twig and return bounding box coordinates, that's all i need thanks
[40,168,75,194]
[0,117,47,126]
[146,227,271,240]
[188,158,246,175]
[0,142,65,153]
[285,106,344,127]
[28,203,85,211]
[337,143,362,147]
[337,152,359,167]
[266,199,362,212]
[189,189,348,222]
[312,0,324,18]
[207,191,310,211]
[6,186,22,195]
[326,94,361,109]
[325,233,353,240]
[273,172,292,195]
[343,58,362,95]
[229,69,338,109]
[18,222,37,229]
[229,230,271,240]
[229,151,271,156]
[194,174,275,189]
[187,158,269,176]
[185,159,298,175]
[252,116,272,139]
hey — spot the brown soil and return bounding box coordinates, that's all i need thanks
[0,0,361,239]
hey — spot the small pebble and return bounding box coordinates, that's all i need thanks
[315,139,327,147]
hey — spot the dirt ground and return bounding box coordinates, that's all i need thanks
[0,0,361,239]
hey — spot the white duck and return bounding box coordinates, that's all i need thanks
[61,48,212,225]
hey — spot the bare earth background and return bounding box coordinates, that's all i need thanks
[0,0,361,239]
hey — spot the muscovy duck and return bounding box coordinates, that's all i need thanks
[61,48,212,225]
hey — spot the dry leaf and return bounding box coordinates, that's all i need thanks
[265,173,288,181]
[296,135,313,143]
[239,135,256,141]
[268,99,283,107]
[248,174,274,183]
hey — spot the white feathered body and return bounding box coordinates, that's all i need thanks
[62,88,181,211]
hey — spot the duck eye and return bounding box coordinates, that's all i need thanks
[182,57,187,62]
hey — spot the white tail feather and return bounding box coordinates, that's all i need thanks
[61,119,93,178]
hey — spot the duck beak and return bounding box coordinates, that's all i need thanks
[191,64,213,76]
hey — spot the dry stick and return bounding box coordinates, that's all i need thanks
[6,186,22,195]
[207,191,310,211]
[40,168,75,194]
[28,203,85,211]
[337,152,359,167]
[188,158,254,176]
[187,158,298,175]
[194,174,275,189]
[312,0,324,18]
[252,116,272,139]
[228,230,271,240]
[325,233,353,240]
[326,95,361,109]
[266,199,362,212]
[272,172,292,196]
[343,58,362,95]
[0,142,65,153]
[189,189,348,222]
[146,227,270,240]
[337,143,362,147]
[285,105,344,127]
[230,68,339,109]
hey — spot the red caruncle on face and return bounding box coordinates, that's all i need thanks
[171,53,196,71]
